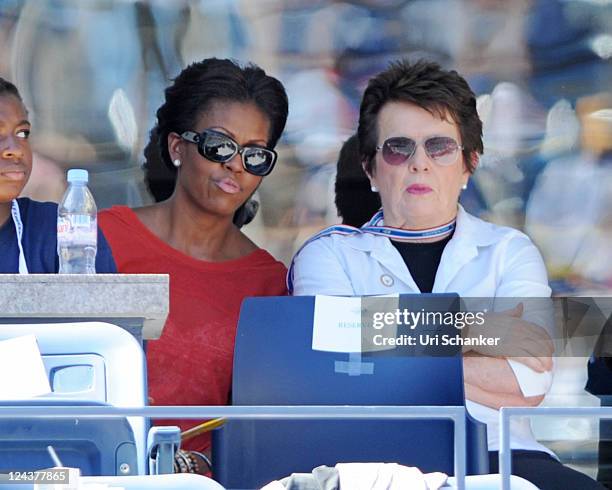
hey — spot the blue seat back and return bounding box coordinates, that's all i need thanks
[213,295,488,488]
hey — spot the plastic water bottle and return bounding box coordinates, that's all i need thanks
[57,169,97,274]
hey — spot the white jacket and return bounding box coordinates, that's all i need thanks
[290,206,554,454]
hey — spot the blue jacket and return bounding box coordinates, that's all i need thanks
[0,197,116,273]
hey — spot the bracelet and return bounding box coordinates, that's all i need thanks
[174,449,195,473]
[174,449,209,473]
[189,450,212,473]
[187,451,200,474]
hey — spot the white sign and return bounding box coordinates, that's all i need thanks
[0,335,51,399]
[312,295,398,353]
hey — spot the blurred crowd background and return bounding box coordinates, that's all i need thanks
[1,0,612,294]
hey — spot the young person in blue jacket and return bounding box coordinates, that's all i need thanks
[0,77,116,273]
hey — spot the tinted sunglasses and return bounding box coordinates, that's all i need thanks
[181,129,277,176]
[376,136,463,166]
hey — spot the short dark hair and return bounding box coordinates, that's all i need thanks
[0,77,23,101]
[358,59,483,175]
[144,58,289,200]
[335,134,381,227]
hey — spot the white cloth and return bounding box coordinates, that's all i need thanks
[290,206,554,454]
[336,463,447,490]
[260,463,447,490]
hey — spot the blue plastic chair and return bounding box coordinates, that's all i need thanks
[212,295,488,489]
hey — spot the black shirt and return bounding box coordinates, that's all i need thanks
[390,233,453,293]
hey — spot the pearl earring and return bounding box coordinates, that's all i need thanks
[371,185,378,193]
[173,159,181,168]
[461,183,468,190]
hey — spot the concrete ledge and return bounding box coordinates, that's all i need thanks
[0,274,169,339]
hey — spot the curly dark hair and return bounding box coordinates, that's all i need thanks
[0,77,23,101]
[143,58,289,225]
[358,59,483,176]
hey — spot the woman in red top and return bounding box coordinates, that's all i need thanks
[99,58,289,463]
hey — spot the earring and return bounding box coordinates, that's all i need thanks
[461,183,468,190]
[173,159,181,168]
[371,185,378,193]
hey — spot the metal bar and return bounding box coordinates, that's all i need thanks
[0,405,463,420]
[499,406,612,490]
[453,410,466,490]
[499,407,512,490]
[0,404,467,485]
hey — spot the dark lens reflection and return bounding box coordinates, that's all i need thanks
[382,137,415,165]
[244,148,275,176]
[203,133,237,162]
[424,137,459,165]
[198,130,276,176]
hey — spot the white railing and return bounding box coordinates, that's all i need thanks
[499,406,612,490]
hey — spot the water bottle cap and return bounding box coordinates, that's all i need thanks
[67,169,89,183]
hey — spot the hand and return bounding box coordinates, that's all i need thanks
[464,378,545,409]
[465,303,553,372]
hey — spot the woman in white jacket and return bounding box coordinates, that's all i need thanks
[289,59,603,489]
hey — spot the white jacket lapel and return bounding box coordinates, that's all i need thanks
[370,239,421,292]
[433,206,500,292]
[345,233,420,292]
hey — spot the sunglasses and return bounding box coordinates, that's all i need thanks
[376,136,463,166]
[181,129,277,176]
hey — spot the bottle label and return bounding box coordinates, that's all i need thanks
[57,215,97,246]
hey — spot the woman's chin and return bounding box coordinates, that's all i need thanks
[401,200,437,216]
[392,205,450,227]
[0,188,23,203]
